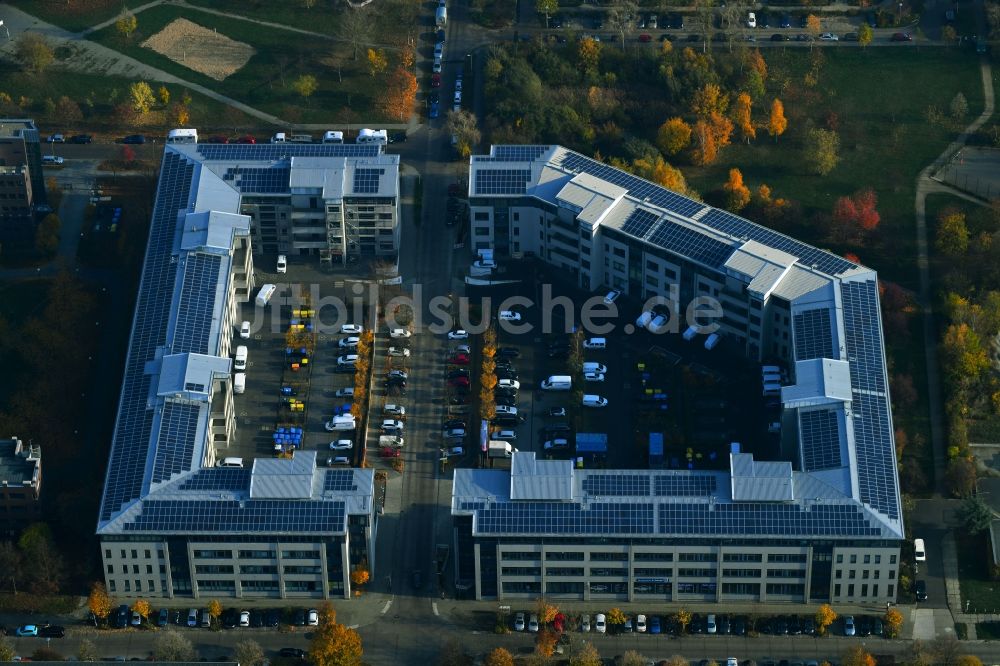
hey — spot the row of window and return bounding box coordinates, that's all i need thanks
[836,569,894,580]
[834,583,892,598]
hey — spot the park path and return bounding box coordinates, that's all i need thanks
[912,0,996,496]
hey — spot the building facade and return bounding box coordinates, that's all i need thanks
[0,119,47,248]
[0,437,42,535]
[456,146,903,606]
[97,141,378,600]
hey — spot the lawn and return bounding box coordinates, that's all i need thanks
[4,0,135,32]
[0,280,51,407]
[0,69,242,138]
[88,4,399,124]
[685,46,984,293]
[957,532,1000,612]
[978,621,1000,640]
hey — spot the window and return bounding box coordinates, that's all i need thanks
[873,584,878,597]
[888,584,894,597]
[835,570,842,579]
[723,553,761,562]
[723,569,761,578]
[834,583,841,596]
[124,580,131,592]
[545,552,584,561]
[664,268,677,279]
[132,565,139,574]
[132,550,138,558]
[889,570,895,579]
[513,213,520,221]
[474,212,490,221]
[474,228,490,236]
[121,565,127,573]
[105,549,112,559]
[850,554,857,564]
[107,565,113,574]
[890,554,897,564]
[135,580,142,592]
[863,570,870,579]
[679,553,718,562]
[145,550,151,559]
[768,553,807,563]
[613,262,624,272]
[864,555,871,564]
[875,555,882,564]
[120,550,126,558]
[613,247,625,258]
[862,584,868,597]
[849,570,856,579]
[109,580,116,593]
[146,565,153,574]
[848,584,855,596]
[646,260,659,271]
[148,580,154,592]
[513,227,520,236]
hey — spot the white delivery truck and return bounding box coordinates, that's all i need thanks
[436,6,447,26]
[540,375,572,390]
[380,435,404,449]
[322,130,344,144]
[488,441,516,458]
[356,128,388,145]
[256,283,276,307]
[234,346,248,371]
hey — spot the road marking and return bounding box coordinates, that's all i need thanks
[432,602,439,616]
[333,281,344,288]
[380,600,393,615]
[348,624,360,629]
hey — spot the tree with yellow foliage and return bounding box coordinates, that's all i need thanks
[310,603,362,666]
[691,83,728,119]
[132,599,150,624]
[768,98,788,142]
[843,646,876,666]
[815,603,837,636]
[884,608,903,638]
[806,15,822,40]
[631,155,692,196]
[577,38,602,73]
[129,81,155,116]
[535,598,559,624]
[674,608,692,634]
[208,600,223,624]
[957,656,983,666]
[88,582,113,623]
[485,647,514,666]
[723,168,751,212]
[732,92,755,143]
[570,642,601,666]
[366,48,388,78]
[115,12,138,41]
[656,117,692,155]
[607,607,627,627]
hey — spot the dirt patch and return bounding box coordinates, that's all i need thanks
[140,18,256,81]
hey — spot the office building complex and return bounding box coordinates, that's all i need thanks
[0,119,47,247]
[455,145,902,605]
[0,436,42,535]
[97,142,377,600]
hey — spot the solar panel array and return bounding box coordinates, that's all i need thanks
[492,145,551,161]
[800,409,842,471]
[172,254,223,354]
[125,499,347,533]
[620,209,661,240]
[699,209,857,277]
[178,467,251,491]
[150,402,201,484]
[653,475,717,496]
[222,167,290,194]
[793,308,835,361]
[324,470,358,492]
[198,144,380,160]
[184,382,206,393]
[658,502,879,537]
[841,279,899,520]
[647,221,735,270]
[353,168,384,194]
[555,152,705,218]
[474,169,531,195]
[469,501,655,535]
[582,474,650,496]
[101,151,195,521]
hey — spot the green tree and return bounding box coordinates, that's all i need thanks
[957,496,993,534]
[536,0,559,27]
[152,631,196,661]
[17,522,63,594]
[0,637,13,662]
[15,34,54,75]
[291,74,318,99]
[115,12,138,41]
[858,24,873,47]
[158,85,171,106]
[129,81,155,115]
[936,210,969,256]
[804,128,841,175]
[944,458,977,498]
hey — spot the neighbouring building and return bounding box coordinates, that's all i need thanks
[454,145,903,605]
[96,140,377,600]
[0,119,47,248]
[0,436,42,534]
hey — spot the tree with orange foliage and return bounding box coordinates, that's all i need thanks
[768,99,787,142]
[310,603,362,666]
[656,117,692,155]
[723,168,751,212]
[806,15,822,40]
[691,83,728,118]
[631,155,692,195]
[747,49,767,80]
[381,67,417,121]
[732,92,755,143]
[691,112,733,166]
[842,646,875,666]
[535,628,558,657]
[350,567,369,586]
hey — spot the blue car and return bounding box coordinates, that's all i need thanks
[649,616,661,634]
[429,102,440,119]
[16,625,38,637]
[335,403,352,415]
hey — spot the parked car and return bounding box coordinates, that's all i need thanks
[819,32,839,40]
[340,324,363,334]
[70,134,93,144]
[528,614,540,632]
[514,612,526,631]
[279,648,307,659]
[595,613,607,633]
[843,615,856,636]
[122,134,146,144]
[47,133,65,143]
[891,32,912,41]
[307,609,319,626]
[40,625,65,638]
[15,625,38,637]
[448,330,469,339]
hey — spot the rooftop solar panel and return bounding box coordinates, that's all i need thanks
[647,220,735,269]
[198,144,381,160]
[492,145,550,161]
[657,502,878,537]
[800,409,842,471]
[178,467,251,491]
[793,308,835,361]
[224,167,290,194]
[353,167,384,194]
[172,253,223,354]
[124,499,347,534]
[324,469,358,492]
[475,502,655,535]
[474,169,531,195]
[150,402,200,484]
[653,475,717,496]
[620,208,660,240]
[582,474,650,496]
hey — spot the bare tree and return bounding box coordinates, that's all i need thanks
[339,8,375,60]
[608,1,637,50]
[234,639,266,666]
[694,0,714,53]
[152,631,196,662]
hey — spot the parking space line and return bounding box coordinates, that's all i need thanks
[380,600,393,615]
[432,602,439,616]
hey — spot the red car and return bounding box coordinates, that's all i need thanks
[890,32,912,41]
[638,33,652,42]
[448,354,470,365]
[379,447,401,458]
[431,73,442,88]
[448,376,470,388]
[237,135,257,144]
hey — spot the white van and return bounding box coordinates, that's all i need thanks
[234,346,248,371]
[540,375,572,390]
[270,132,287,143]
[322,130,344,144]
[682,325,699,341]
[704,333,720,350]
[495,405,518,416]
[582,337,606,350]
[166,128,198,144]
[582,362,607,374]
[276,254,287,273]
[635,311,654,329]
[582,394,608,408]
[233,373,246,394]
[255,283,276,307]
[326,415,357,431]
[914,538,926,562]
[218,457,244,468]
[356,128,388,145]
[649,314,669,333]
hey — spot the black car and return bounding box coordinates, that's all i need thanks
[732,616,747,636]
[718,615,731,635]
[492,416,519,427]
[799,14,809,27]
[771,33,789,41]
[293,608,306,626]
[449,395,468,405]
[279,648,307,659]
[801,616,816,635]
[844,32,860,41]
[115,604,129,629]
[668,13,684,29]
[780,13,792,27]
[495,370,519,381]
[495,395,517,407]
[250,610,265,628]
[122,134,146,144]
[915,579,927,600]
[759,13,770,28]
[428,91,440,104]
[70,134,93,144]
[265,609,281,628]
[685,33,700,41]
[39,625,65,638]
[447,369,469,379]
[389,131,407,144]
[497,347,520,358]
[857,615,872,636]
[550,15,563,28]
[867,12,878,27]
[786,615,801,635]
[443,419,467,429]
[411,570,423,589]
[224,609,240,628]
[548,347,569,359]
[545,423,572,434]
[494,359,515,370]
